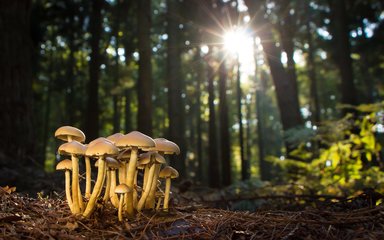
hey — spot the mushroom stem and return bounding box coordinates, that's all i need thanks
[145,164,160,209]
[64,170,74,212]
[117,193,124,221]
[163,177,172,210]
[156,196,163,210]
[110,170,119,208]
[85,156,92,199]
[103,170,111,203]
[143,165,150,190]
[133,169,138,209]
[125,147,138,217]
[78,186,84,211]
[118,162,126,184]
[71,155,81,214]
[83,157,106,218]
[137,164,155,211]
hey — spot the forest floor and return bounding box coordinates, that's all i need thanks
[1,185,384,240]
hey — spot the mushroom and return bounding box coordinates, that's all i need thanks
[58,141,86,214]
[106,132,124,144]
[116,149,131,185]
[114,184,131,221]
[115,131,155,217]
[55,126,86,143]
[159,166,179,211]
[104,157,120,207]
[82,140,119,218]
[137,152,165,211]
[55,126,87,207]
[155,190,165,210]
[56,159,73,212]
[145,138,180,209]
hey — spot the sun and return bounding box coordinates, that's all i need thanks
[223,28,256,81]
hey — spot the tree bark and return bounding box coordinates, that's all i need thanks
[85,0,103,141]
[218,54,231,186]
[166,0,186,177]
[137,0,153,136]
[245,0,302,152]
[330,0,358,108]
[113,1,121,133]
[0,0,34,161]
[207,55,220,188]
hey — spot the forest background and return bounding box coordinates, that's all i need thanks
[1,0,384,200]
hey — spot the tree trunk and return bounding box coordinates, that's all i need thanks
[305,3,320,124]
[0,0,34,162]
[330,0,358,108]
[245,0,302,152]
[85,0,103,141]
[113,1,121,133]
[236,58,249,180]
[207,55,220,188]
[218,54,231,186]
[166,0,186,177]
[137,0,153,136]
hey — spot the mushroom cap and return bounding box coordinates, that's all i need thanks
[85,140,119,157]
[88,137,113,147]
[115,131,155,150]
[55,126,86,143]
[106,157,120,169]
[56,159,72,170]
[153,138,180,155]
[138,151,166,165]
[106,133,124,144]
[117,149,131,161]
[159,166,179,179]
[115,184,132,194]
[58,141,86,156]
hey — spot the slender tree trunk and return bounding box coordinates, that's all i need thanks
[66,29,75,125]
[137,0,153,136]
[236,58,249,180]
[113,2,121,133]
[166,0,186,176]
[85,0,103,141]
[330,0,358,108]
[207,55,220,188]
[245,0,302,153]
[306,3,320,124]
[122,1,135,133]
[0,0,34,162]
[194,49,204,183]
[218,54,231,186]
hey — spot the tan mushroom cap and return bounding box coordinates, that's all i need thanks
[159,166,179,179]
[85,140,119,157]
[88,137,113,148]
[117,149,131,161]
[138,151,166,165]
[58,141,86,156]
[56,159,72,170]
[55,126,86,143]
[106,157,120,169]
[153,138,180,155]
[115,184,132,194]
[115,131,155,150]
[106,133,124,144]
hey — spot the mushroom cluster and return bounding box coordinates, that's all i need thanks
[54,126,180,220]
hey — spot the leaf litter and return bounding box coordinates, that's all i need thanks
[1,187,384,239]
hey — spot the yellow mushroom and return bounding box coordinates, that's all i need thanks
[115,131,155,217]
[82,140,119,218]
[56,159,73,213]
[159,166,179,211]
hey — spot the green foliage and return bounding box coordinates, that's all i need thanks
[269,102,384,195]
